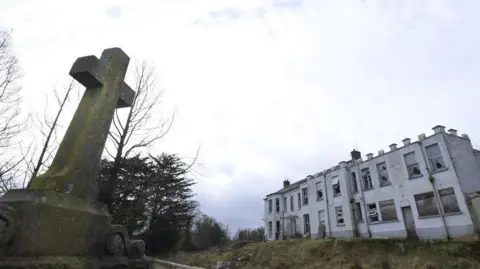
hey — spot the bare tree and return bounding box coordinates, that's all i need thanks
[101,62,175,210]
[0,29,24,195]
[24,80,77,187]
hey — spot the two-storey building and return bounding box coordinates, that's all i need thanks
[263,125,480,240]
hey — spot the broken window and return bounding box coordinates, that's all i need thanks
[302,187,309,205]
[332,176,341,196]
[316,182,324,200]
[303,214,310,234]
[351,172,358,193]
[377,162,391,187]
[367,203,379,222]
[414,191,439,217]
[268,199,272,214]
[275,198,280,213]
[336,206,345,226]
[354,202,363,222]
[438,187,460,214]
[404,152,421,178]
[379,199,398,221]
[361,168,373,190]
[426,144,446,171]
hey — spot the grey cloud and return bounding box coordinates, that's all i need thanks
[190,6,266,26]
[105,6,122,19]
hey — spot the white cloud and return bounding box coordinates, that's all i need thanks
[2,0,480,232]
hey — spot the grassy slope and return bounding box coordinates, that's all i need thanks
[169,238,480,269]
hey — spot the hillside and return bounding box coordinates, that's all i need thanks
[168,238,480,269]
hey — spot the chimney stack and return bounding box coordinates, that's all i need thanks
[432,125,446,134]
[389,143,397,151]
[283,179,290,188]
[418,133,426,141]
[351,150,361,161]
[462,134,470,140]
[448,129,458,136]
[366,153,373,160]
[402,138,411,146]
[378,149,385,155]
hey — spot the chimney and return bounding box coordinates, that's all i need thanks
[432,125,446,134]
[378,149,385,155]
[418,133,426,140]
[389,143,397,151]
[402,138,411,146]
[462,134,470,140]
[283,179,290,188]
[339,161,347,168]
[351,150,361,161]
[366,153,373,160]
[448,129,458,136]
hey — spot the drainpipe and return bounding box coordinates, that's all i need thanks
[356,161,372,238]
[323,171,333,237]
[418,140,450,239]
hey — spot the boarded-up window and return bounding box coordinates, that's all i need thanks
[354,202,363,222]
[414,192,439,217]
[438,187,460,214]
[379,199,398,221]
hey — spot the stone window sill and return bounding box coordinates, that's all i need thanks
[444,211,463,217]
[333,194,341,197]
[418,214,441,219]
[363,188,374,192]
[317,198,324,202]
[369,219,399,225]
[408,174,424,180]
[380,183,392,188]
[337,223,346,227]
[431,167,448,174]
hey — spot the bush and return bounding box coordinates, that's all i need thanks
[231,240,255,250]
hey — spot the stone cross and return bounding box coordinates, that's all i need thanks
[29,48,135,201]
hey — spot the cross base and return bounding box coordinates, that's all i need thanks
[0,190,146,268]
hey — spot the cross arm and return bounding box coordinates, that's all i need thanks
[69,55,103,88]
[118,82,135,108]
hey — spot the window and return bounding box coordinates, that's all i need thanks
[290,196,294,211]
[318,210,325,225]
[426,144,446,171]
[302,187,309,205]
[303,214,310,234]
[316,182,324,200]
[404,152,421,178]
[414,191,439,217]
[361,168,373,190]
[283,197,287,211]
[354,202,363,222]
[336,206,345,226]
[268,199,272,214]
[379,199,398,221]
[275,220,280,237]
[297,193,301,209]
[367,203,379,222]
[332,176,341,196]
[438,187,460,214]
[351,172,358,193]
[275,198,280,213]
[376,162,391,187]
[268,221,273,237]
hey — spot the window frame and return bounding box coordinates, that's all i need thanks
[361,168,374,191]
[414,191,439,217]
[268,199,272,214]
[302,187,309,205]
[367,202,379,223]
[425,143,446,171]
[378,199,398,221]
[335,206,345,226]
[290,196,294,212]
[377,162,391,187]
[351,172,359,193]
[354,202,363,222]
[404,151,422,179]
[275,198,280,213]
[303,213,310,234]
[438,187,461,214]
[297,193,301,209]
[316,182,324,201]
[268,221,273,237]
[332,176,341,196]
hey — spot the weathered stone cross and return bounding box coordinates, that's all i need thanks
[29,48,135,201]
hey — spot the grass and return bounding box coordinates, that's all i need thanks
[167,237,480,269]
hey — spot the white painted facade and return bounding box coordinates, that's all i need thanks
[263,125,480,241]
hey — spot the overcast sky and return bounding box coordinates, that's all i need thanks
[1,0,480,233]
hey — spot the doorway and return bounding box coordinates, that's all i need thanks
[401,206,417,238]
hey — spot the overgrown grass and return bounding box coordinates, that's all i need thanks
[167,237,480,269]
